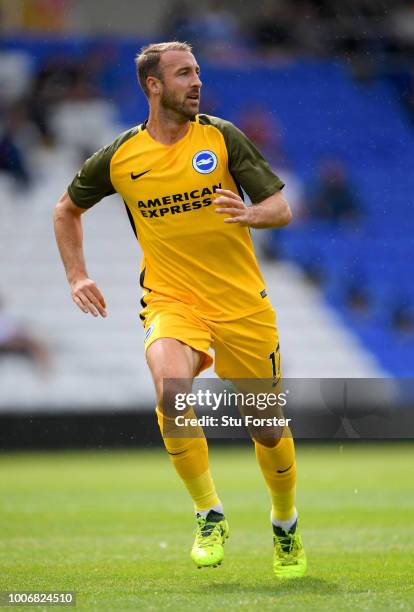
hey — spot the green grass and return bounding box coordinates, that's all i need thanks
[0,443,413,611]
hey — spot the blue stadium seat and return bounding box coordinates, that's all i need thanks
[2,37,413,375]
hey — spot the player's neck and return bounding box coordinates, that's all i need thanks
[146,108,191,145]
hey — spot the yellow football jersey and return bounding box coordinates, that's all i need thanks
[68,114,284,321]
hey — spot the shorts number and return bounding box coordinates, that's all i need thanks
[269,343,280,386]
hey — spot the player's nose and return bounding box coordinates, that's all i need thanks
[193,73,202,88]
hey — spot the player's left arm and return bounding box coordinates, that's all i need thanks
[214,187,292,228]
[210,117,292,228]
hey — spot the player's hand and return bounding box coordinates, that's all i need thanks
[70,278,107,318]
[214,189,252,226]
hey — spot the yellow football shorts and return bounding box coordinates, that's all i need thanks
[141,296,281,382]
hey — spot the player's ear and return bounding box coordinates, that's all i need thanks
[147,76,161,96]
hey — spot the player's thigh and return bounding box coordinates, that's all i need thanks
[146,338,199,404]
[143,303,212,411]
[213,308,284,443]
[213,307,281,381]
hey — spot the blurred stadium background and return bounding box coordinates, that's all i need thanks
[1,0,414,447]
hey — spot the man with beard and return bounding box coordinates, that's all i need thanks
[53,41,306,578]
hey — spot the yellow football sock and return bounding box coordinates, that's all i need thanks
[156,405,220,512]
[254,428,296,522]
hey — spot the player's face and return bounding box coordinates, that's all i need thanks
[158,51,202,119]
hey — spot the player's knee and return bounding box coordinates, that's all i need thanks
[252,429,283,448]
[157,378,192,418]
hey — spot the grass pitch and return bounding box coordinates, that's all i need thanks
[0,443,413,611]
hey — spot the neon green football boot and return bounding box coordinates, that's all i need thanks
[191,510,229,568]
[273,521,307,578]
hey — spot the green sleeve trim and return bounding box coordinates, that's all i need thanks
[199,114,284,203]
[68,126,139,209]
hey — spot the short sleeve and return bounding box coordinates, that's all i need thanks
[67,145,115,209]
[213,118,284,203]
[67,126,139,209]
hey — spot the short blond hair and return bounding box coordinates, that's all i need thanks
[135,41,193,97]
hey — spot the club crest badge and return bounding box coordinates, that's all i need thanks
[192,150,218,174]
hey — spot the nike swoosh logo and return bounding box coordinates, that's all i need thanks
[277,464,293,474]
[131,169,151,180]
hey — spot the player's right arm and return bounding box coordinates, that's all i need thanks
[53,190,107,318]
[54,128,138,317]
